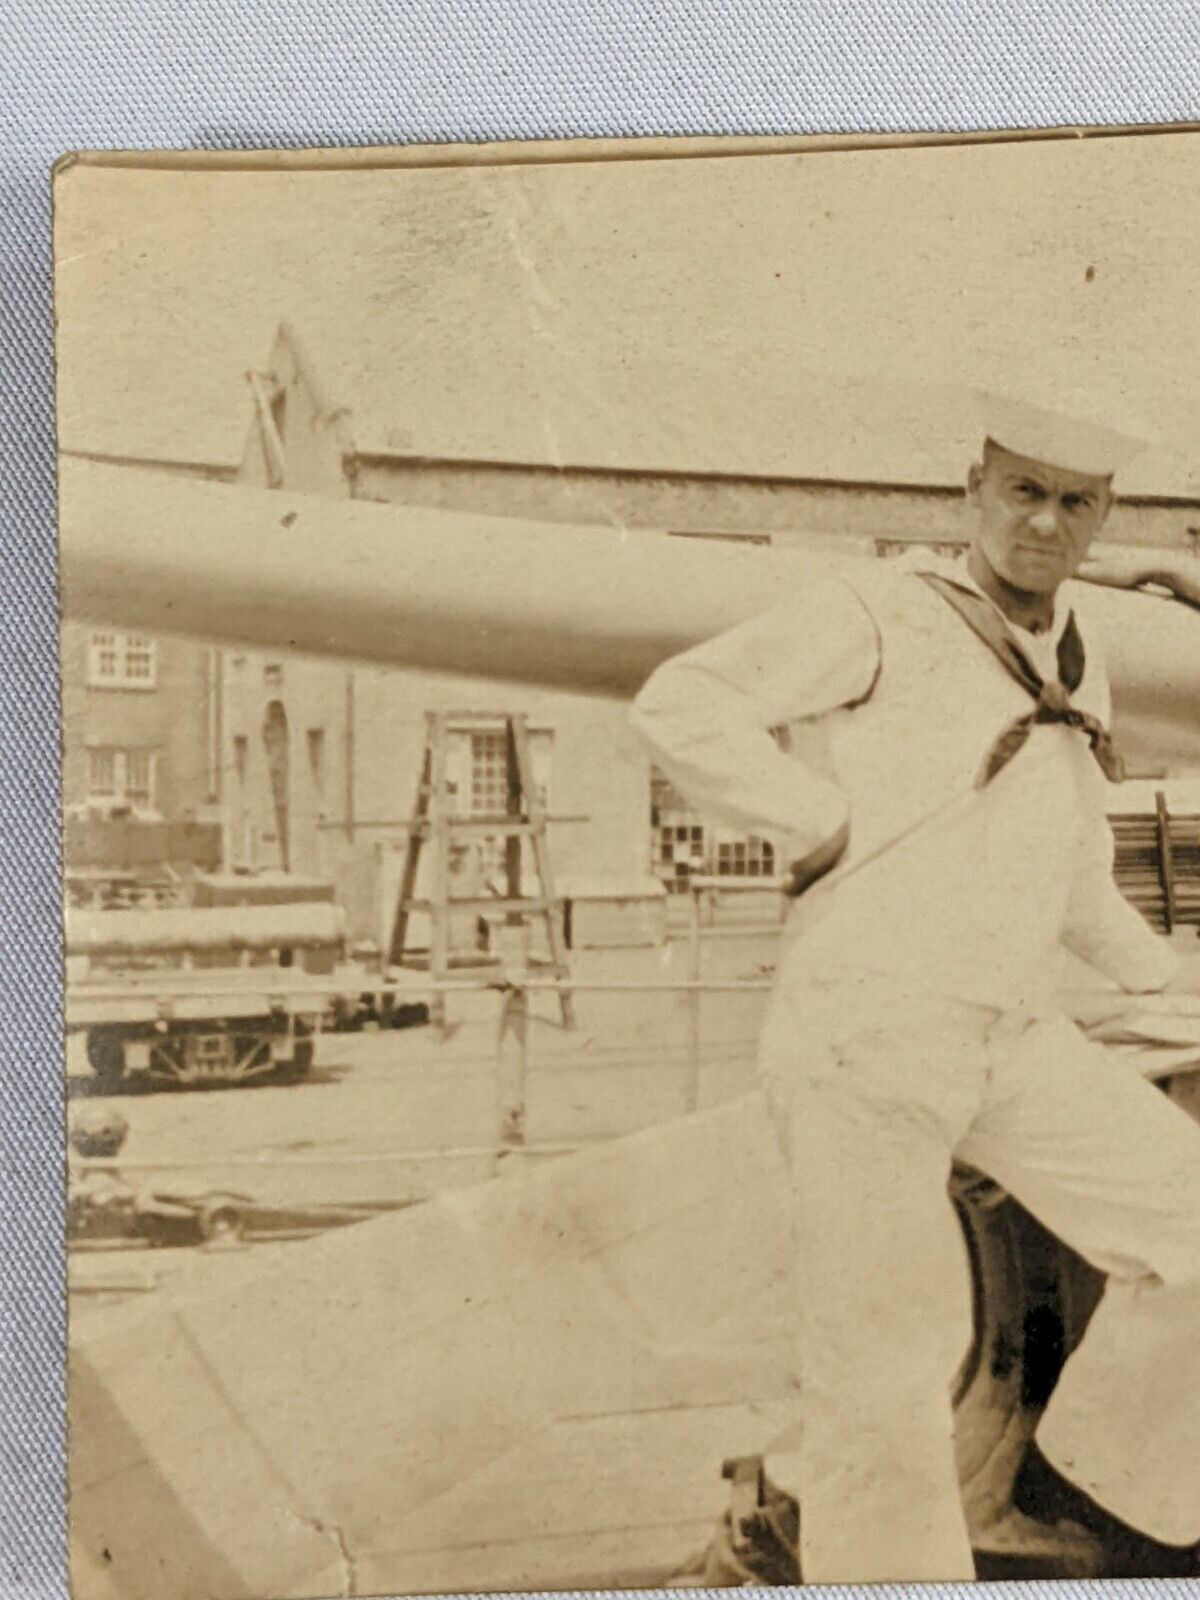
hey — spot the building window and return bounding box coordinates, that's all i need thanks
[263,661,284,688]
[470,730,510,815]
[87,632,157,689]
[87,748,117,800]
[86,747,157,810]
[655,820,708,892]
[467,728,551,815]
[262,700,291,872]
[715,836,776,877]
[229,736,251,866]
[651,768,775,891]
[442,725,552,878]
[124,749,154,806]
[307,728,327,808]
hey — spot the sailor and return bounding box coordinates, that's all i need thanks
[631,394,1200,1583]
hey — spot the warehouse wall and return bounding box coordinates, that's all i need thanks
[351,455,1200,554]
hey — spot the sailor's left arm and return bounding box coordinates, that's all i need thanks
[1062,793,1179,994]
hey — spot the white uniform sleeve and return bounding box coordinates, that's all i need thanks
[629,576,881,856]
[1061,760,1178,994]
[1059,602,1177,993]
[1062,816,1177,992]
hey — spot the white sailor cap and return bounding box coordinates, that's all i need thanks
[974,390,1147,479]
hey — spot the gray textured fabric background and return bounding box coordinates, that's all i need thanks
[4,4,1199,1597]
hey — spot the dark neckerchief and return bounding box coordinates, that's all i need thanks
[918,571,1125,786]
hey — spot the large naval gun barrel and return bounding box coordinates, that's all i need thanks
[59,457,1200,767]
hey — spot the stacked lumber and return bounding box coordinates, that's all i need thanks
[65,902,345,958]
[1111,805,1200,933]
[1168,813,1200,926]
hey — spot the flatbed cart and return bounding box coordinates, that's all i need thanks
[65,901,348,1090]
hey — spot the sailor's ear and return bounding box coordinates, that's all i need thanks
[966,461,984,501]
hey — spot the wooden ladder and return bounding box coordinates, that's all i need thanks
[386,712,574,1026]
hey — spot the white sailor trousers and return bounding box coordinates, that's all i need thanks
[758,969,1200,1584]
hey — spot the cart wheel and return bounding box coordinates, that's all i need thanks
[198,1199,247,1245]
[270,1034,314,1085]
[85,1028,126,1093]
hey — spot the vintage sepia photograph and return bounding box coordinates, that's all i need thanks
[56,129,1200,1596]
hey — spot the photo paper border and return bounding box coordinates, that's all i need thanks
[7,6,1200,1595]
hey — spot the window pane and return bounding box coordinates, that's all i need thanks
[715,835,775,877]
[125,750,151,798]
[88,631,155,687]
[88,750,116,794]
[307,728,326,800]
[470,730,509,815]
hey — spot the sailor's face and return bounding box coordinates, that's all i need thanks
[967,442,1113,594]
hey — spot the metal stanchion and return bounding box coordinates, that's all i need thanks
[685,883,704,1113]
[495,983,530,1169]
[494,921,532,1170]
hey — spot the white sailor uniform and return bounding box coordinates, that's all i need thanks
[631,554,1200,1583]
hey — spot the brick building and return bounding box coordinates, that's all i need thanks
[59,456,238,902]
[60,622,213,822]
